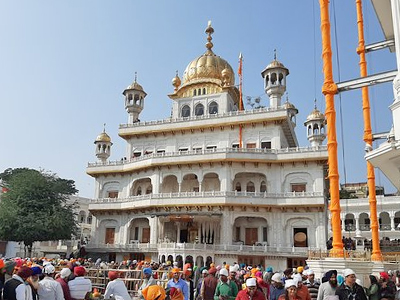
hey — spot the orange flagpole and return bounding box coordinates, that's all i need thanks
[319,0,344,257]
[355,0,382,261]
[239,52,243,148]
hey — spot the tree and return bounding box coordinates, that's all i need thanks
[0,168,78,257]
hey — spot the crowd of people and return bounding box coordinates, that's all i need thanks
[1,257,400,300]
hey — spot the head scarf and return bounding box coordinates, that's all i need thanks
[16,266,33,280]
[142,285,166,300]
[74,266,86,276]
[322,270,337,283]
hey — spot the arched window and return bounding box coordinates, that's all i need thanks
[246,181,255,192]
[193,89,197,96]
[260,181,267,193]
[209,101,218,114]
[203,88,206,95]
[182,105,190,118]
[195,103,204,116]
[235,182,241,192]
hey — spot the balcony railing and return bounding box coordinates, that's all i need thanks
[88,146,328,167]
[119,107,286,129]
[90,190,324,203]
[85,242,312,256]
[345,224,396,232]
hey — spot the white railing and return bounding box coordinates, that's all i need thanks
[85,242,311,256]
[87,146,327,167]
[90,190,323,203]
[119,107,286,129]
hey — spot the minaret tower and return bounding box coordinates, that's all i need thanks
[283,93,298,127]
[261,50,289,108]
[123,72,147,124]
[94,125,112,163]
[304,100,326,147]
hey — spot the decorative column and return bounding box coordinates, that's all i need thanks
[220,215,233,245]
[149,217,158,244]
[355,215,360,232]
[176,223,181,243]
[355,0,382,261]
[319,0,344,257]
[390,213,396,231]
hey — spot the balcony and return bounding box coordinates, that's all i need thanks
[88,190,324,211]
[85,242,311,257]
[119,107,287,132]
[87,146,328,175]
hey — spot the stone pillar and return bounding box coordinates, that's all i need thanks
[390,213,396,231]
[355,216,360,232]
[177,223,181,243]
[220,214,233,245]
[149,217,158,244]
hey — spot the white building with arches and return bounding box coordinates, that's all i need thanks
[85,23,328,270]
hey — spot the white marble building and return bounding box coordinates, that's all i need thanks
[85,22,329,270]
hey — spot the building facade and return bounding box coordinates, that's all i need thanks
[86,23,329,270]
[365,0,400,189]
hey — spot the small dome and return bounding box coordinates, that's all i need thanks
[95,131,111,143]
[123,73,147,96]
[306,108,325,121]
[266,59,286,69]
[125,81,144,92]
[283,101,297,110]
[172,73,181,90]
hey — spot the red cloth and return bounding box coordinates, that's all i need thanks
[236,289,266,300]
[56,277,73,300]
[296,285,311,300]
[73,266,86,276]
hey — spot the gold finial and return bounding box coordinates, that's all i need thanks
[205,20,214,52]
[172,70,181,91]
[103,123,106,133]
[134,72,137,82]
[314,98,317,109]
[274,49,277,60]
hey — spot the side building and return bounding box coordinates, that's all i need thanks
[85,23,329,270]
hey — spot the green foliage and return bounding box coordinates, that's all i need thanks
[0,168,78,248]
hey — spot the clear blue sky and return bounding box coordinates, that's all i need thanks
[0,0,397,198]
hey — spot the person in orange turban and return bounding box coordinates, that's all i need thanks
[142,284,166,300]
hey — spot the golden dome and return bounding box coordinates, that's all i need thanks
[95,131,111,143]
[306,108,325,121]
[181,22,235,88]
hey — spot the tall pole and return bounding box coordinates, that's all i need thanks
[355,0,382,261]
[239,52,244,148]
[319,0,344,257]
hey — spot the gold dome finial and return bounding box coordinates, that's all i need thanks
[274,49,277,60]
[134,71,137,82]
[172,70,181,91]
[314,98,317,109]
[205,20,214,53]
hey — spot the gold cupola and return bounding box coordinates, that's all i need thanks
[169,21,238,101]
[94,125,113,163]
